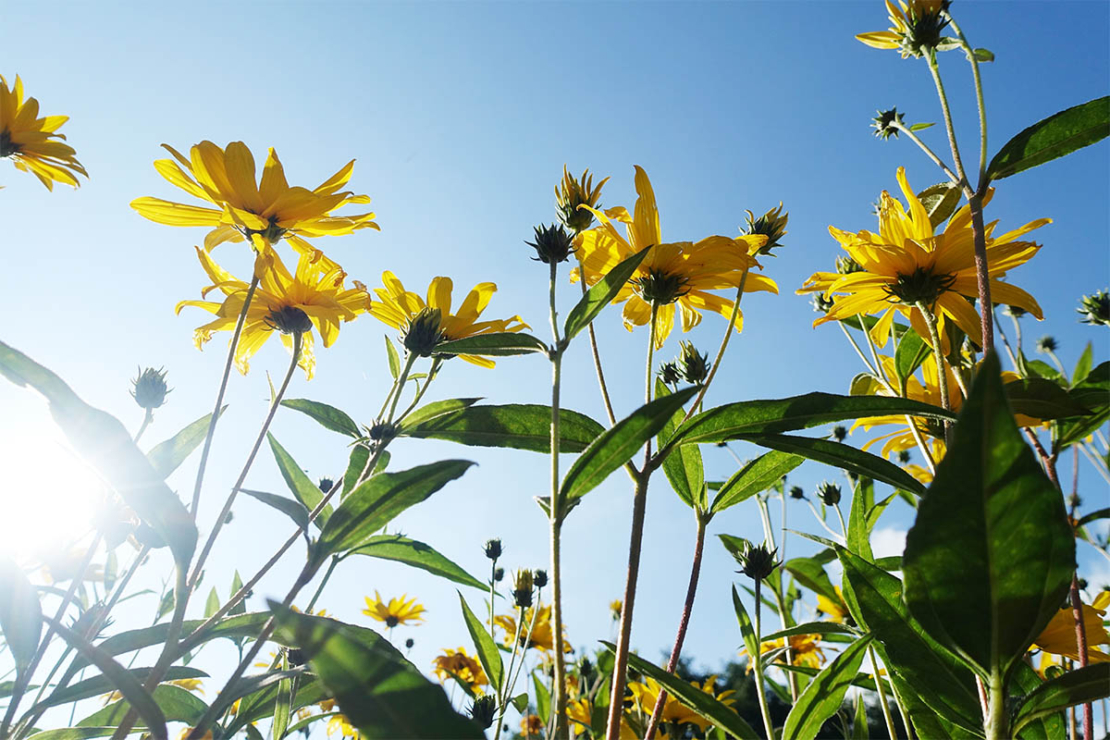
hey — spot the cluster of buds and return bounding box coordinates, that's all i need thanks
[131,367,171,411]
[744,204,790,256]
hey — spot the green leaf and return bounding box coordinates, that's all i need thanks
[847,481,874,562]
[316,461,474,561]
[563,247,650,342]
[910,121,937,132]
[204,587,220,619]
[1072,342,1094,386]
[146,407,226,479]
[39,666,207,710]
[458,593,504,692]
[281,399,360,438]
[783,557,840,603]
[0,342,197,568]
[735,433,925,496]
[973,48,995,62]
[1012,664,1110,735]
[229,571,246,616]
[838,549,983,734]
[562,386,699,508]
[895,326,931,382]
[1009,661,1064,740]
[21,730,118,740]
[655,380,704,510]
[343,445,371,497]
[903,352,1075,680]
[1077,507,1109,528]
[533,673,551,725]
[270,604,484,739]
[401,404,604,453]
[0,556,42,673]
[267,434,333,528]
[349,535,485,590]
[242,488,311,534]
[1004,377,1092,420]
[762,622,859,643]
[782,635,873,740]
[400,398,481,429]
[849,373,883,397]
[75,685,207,729]
[672,392,955,446]
[385,335,400,379]
[851,694,869,739]
[732,585,758,660]
[273,671,292,740]
[987,96,1110,180]
[604,642,761,740]
[434,332,549,357]
[916,182,962,229]
[710,450,804,514]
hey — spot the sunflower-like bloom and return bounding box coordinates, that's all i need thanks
[367,272,529,368]
[520,714,545,737]
[568,698,637,740]
[361,591,426,628]
[800,167,1048,349]
[1032,591,1110,663]
[857,0,952,58]
[431,647,488,691]
[557,165,609,233]
[572,166,776,349]
[742,633,827,670]
[493,605,570,654]
[628,676,735,733]
[131,141,378,251]
[0,75,86,190]
[176,246,365,380]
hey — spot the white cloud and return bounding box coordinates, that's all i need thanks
[872,527,907,559]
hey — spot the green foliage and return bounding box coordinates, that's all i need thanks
[348,535,485,590]
[563,247,650,342]
[0,556,43,674]
[241,488,311,535]
[1012,664,1110,735]
[711,450,803,515]
[782,635,873,740]
[267,433,334,529]
[655,379,705,510]
[458,593,504,692]
[987,96,1110,180]
[280,398,361,438]
[917,182,962,228]
[435,332,549,357]
[145,407,226,478]
[400,403,604,452]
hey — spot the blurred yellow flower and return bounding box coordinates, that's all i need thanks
[800,168,1047,350]
[367,272,529,368]
[610,599,623,621]
[1032,591,1110,663]
[857,0,951,58]
[743,633,827,670]
[432,646,488,691]
[520,713,545,737]
[572,166,775,349]
[494,605,570,654]
[817,586,850,623]
[0,74,86,189]
[131,140,378,250]
[628,676,734,733]
[568,698,637,740]
[176,245,366,380]
[167,678,204,695]
[176,730,213,740]
[327,713,360,739]
[362,591,426,628]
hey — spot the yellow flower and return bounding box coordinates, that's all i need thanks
[628,676,735,733]
[493,605,570,654]
[327,713,360,739]
[857,0,951,58]
[743,633,827,670]
[572,166,775,349]
[610,599,623,621]
[176,245,366,380]
[176,730,213,740]
[0,75,86,189]
[1032,591,1110,663]
[568,698,637,740]
[367,272,529,368]
[520,714,545,737]
[817,586,851,624]
[556,165,609,232]
[431,646,489,691]
[167,678,204,695]
[800,167,1048,350]
[361,591,426,628]
[131,140,378,251]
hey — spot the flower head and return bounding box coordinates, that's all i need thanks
[629,676,735,733]
[432,647,489,691]
[468,695,497,729]
[732,541,780,581]
[799,167,1048,350]
[817,481,842,506]
[527,223,577,264]
[742,633,827,670]
[367,272,529,368]
[361,591,426,628]
[557,166,609,233]
[857,0,953,58]
[0,75,86,189]
[1077,289,1110,326]
[130,367,171,410]
[326,713,360,739]
[572,166,776,349]
[1032,591,1110,663]
[494,605,570,654]
[484,538,503,560]
[817,586,851,623]
[131,141,378,251]
[176,246,366,380]
[744,203,790,255]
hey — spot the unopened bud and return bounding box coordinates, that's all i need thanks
[131,367,171,410]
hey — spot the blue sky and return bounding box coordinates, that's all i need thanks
[2,0,1108,733]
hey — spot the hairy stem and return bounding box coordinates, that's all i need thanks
[547,259,570,740]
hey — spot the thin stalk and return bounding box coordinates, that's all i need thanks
[547,259,570,740]
[926,51,970,187]
[643,513,708,740]
[838,321,879,377]
[133,408,153,444]
[488,559,499,641]
[398,357,441,421]
[578,272,618,427]
[680,268,749,425]
[604,305,659,740]
[779,488,798,702]
[506,597,543,710]
[891,121,962,187]
[890,681,916,740]
[189,274,260,519]
[305,556,340,613]
[494,605,528,740]
[753,494,794,696]
[385,353,418,425]
[945,15,988,184]
[806,499,845,541]
[868,645,898,740]
[916,303,953,445]
[833,503,848,539]
[1079,442,1110,486]
[752,579,776,740]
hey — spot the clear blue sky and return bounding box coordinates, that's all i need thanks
[2,1,1108,734]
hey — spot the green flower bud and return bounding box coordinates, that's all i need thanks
[658,361,682,386]
[734,542,779,581]
[468,695,497,729]
[836,256,863,275]
[131,367,171,410]
[494,567,505,583]
[1077,289,1110,326]
[1004,305,1028,319]
[744,203,789,255]
[811,293,835,314]
[513,569,534,608]
[789,485,806,500]
[678,341,709,384]
[1036,335,1058,353]
[526,223,576,264]
[832,425,848,442]
[817,481,842,506]
[897,450,912,464]
[403,306,445,356]
[318,477,335,493]
[533,569,548,589]
[556,166,608,233]
[484,538,503,560]
[872,108,906,140]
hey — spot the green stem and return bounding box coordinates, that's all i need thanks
[547,259,570,740]
[916,302,953,445]
[488,560,498,642]
[945,15,988,185]
[398,357,441,422]
[833,502,848,539]
[752,579,776,740]
[681,267,749,425]
[133,408,153,444]
[926,51,970,188]
[892,121,962,187]
[385,353,417,425]
[868,645,898,740]
[578,261,618,427]
[305,556,340,613]
[494,605,528,740]
[984,669,1008,740]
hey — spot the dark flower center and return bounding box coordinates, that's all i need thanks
[884,267,956,306]
[385,615,399,628]
[0,130,19,158]
[264,306,313,335]
[634,268,690,305]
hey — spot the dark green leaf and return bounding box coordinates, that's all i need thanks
[563,247,650,342]
[1012,663,1110,735]
[605,643,761,740]
[458,593,504,691]
[973,48,995,62]
[782,635,873,740]
[988,97,1110,180]
[342,445,371,498]
[783,557,840,603]
[400,398,481,429]
[39,666,207,709]
[401,404,604,453]
[732,585,758,660]
[146,407,226,479]
[562,386,699,508]
[0,556,43,673]
[316,461,474,561]
[267,434,333,528]
[22,730,118,740]
[242,489,311,534]
[1004,377,1092,420]
[1010,661,1064,740]
[1072,342,1094,387]
[281,399,360,438]
[349,535,485,590]
[917,182,962,229]
[1077,508,1109,528]
[847,481,874,562]
[435,332,548,357]
[75,685,207,729]
[903,353,1075,680]
[0,342,197,568]
[762,622,858,643]
[655,380,704,510]
[385,335,400,379]
[710,450,803,514]
[270,604,484,739]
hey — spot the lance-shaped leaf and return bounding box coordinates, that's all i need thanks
[343,445,371,497]
[731,585,758,660]
[400,404,604,453]
[563,247,650,342]
[0,342,197,568]
[987,96,1110,180]
[270,604,484,739]
[0,556,42,673]
[458,593,504,692]
[655,380,705,510]
[267,434,332,529]
[711,450,804,514]
[146,407,226,479]
[435,332,549,357]
[671,392,954,446]
[20,730,119,740]
[348,535,485,590]
[903,352,1075,681]
[75,685,207,730]
[762,622,859,643]
[39,666,207,710]
[1012,664,1110,735]
[895,327,931,383]
[603,642,760,740]
[400,398,481,428]
[281,399,360,438]
[561,386,699,507]
[315,461,474,562]
[783,556,841,604]
[782,635,873,740]
[1004,377,1092,420]
[242,489,311,535]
